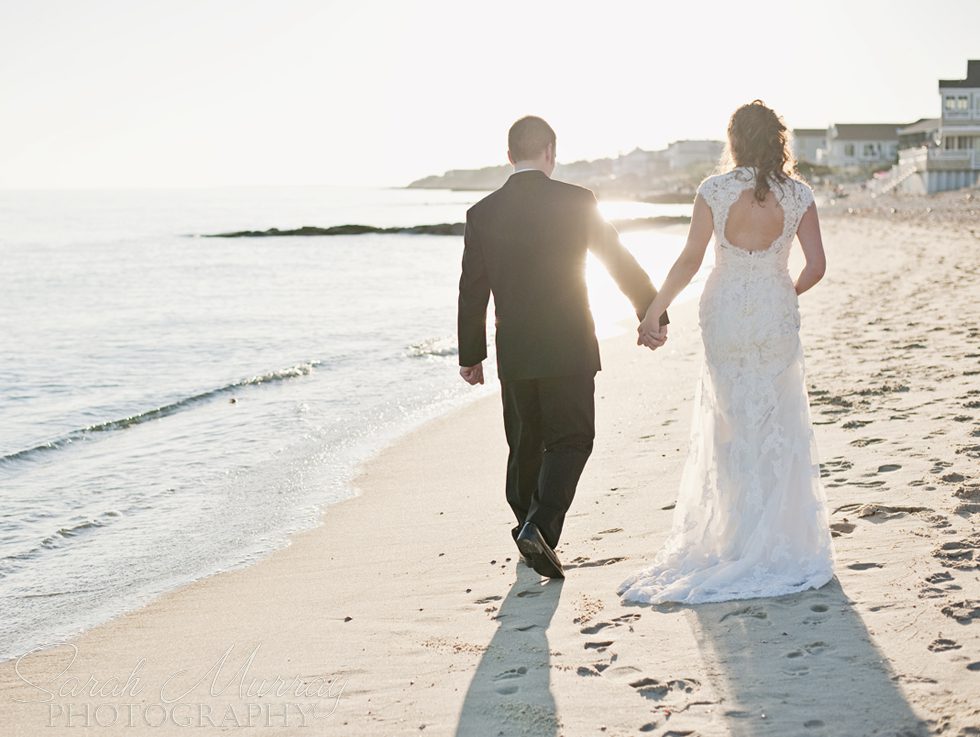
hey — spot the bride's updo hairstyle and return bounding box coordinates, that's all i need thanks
[724,100,796,203]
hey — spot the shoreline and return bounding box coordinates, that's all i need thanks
[0,220,694,667]
[2,211,979,735]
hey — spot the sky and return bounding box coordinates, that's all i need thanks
[1,0,977,189]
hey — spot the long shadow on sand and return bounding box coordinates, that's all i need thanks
[674,577,930,736]
[454,564,563,737]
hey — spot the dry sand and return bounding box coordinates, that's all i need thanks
[1,209,978,736]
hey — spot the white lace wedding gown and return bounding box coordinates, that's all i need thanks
[618,167,835,605]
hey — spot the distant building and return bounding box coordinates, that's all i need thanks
[612,147,669,177]
[819,123,902,169]
[897,118,940,149]
[792,128,826,165]
[666,140,724,171]
[893,60,980,194]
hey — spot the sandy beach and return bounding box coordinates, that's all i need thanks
[2,204,979,736]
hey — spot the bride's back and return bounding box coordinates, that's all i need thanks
[723,187,785,252]
[697,167,814,259]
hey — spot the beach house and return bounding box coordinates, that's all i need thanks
[890,60,980,194]
[792,128,826,165]
[819,123,902,170]
[666,140,725,172]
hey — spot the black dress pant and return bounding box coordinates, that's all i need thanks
[500,373,596,550]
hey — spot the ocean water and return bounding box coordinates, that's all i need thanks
[0,184,697,661]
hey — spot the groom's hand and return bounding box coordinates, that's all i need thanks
[637,324,668,351]
[459,363,485,385]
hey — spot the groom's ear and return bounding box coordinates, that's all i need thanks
[507,150,516,166]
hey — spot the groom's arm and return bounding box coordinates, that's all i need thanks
[457,212,491,368]
[585,192,669,326]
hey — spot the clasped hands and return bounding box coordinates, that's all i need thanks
[637,308,668,351]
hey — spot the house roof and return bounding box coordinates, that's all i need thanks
[939,60,980,89]
[897,118,940,135]
[793,128,825,137]
[830,123,903,141]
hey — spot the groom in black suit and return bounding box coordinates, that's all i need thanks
[457,116,669,579]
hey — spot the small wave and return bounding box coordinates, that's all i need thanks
[0,361,321,466]
[407,337,458,358]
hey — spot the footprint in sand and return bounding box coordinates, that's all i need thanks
[842,419,872,429]
[474,595,502,604]
[492,666,527,695]
[877,464,902,473]
[516,589,543,599]
[784,641,831,674]
[847,562,883,570]
[851,437,884,447]
[566,556,627,570]
[831,522,856,537]
[628,676,701,701]
[512,623,540,632]
[810,604,829,613]
[804,719,825,728]
[967,662,980,672]
[580,612,641,635]
[928,638,961,652]
[720,605,768,622]
[940,600,980,624]
[820,458,854,478]
[584,640,614,652]
[933,535,980,570]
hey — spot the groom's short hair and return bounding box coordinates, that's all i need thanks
[508,116,556,160]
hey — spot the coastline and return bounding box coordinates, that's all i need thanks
[2,212,979,735]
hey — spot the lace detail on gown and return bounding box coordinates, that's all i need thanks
[617,167,834,605]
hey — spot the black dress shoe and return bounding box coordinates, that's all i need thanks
[511,524,531,566]
[515,522,564,579]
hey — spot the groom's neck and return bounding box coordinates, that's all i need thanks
[512,160,551,175]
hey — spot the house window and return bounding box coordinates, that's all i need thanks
[945,95,971,115]
[945,136,956,150]
[862,143,878,157]
[844,143,855,157]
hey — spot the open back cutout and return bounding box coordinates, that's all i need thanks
[723,188,785,252]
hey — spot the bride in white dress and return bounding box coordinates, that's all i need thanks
[618,100,835,605]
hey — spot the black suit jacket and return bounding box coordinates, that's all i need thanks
[457,170,668,381]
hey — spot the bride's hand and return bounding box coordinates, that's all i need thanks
[637,317,668,351]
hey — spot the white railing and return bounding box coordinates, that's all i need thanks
[898,146,979,170]
[870,162,918,195]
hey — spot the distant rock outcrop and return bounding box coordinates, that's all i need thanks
[205,223,466,238]
[202,216,690,238]
[407,166,511,191]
